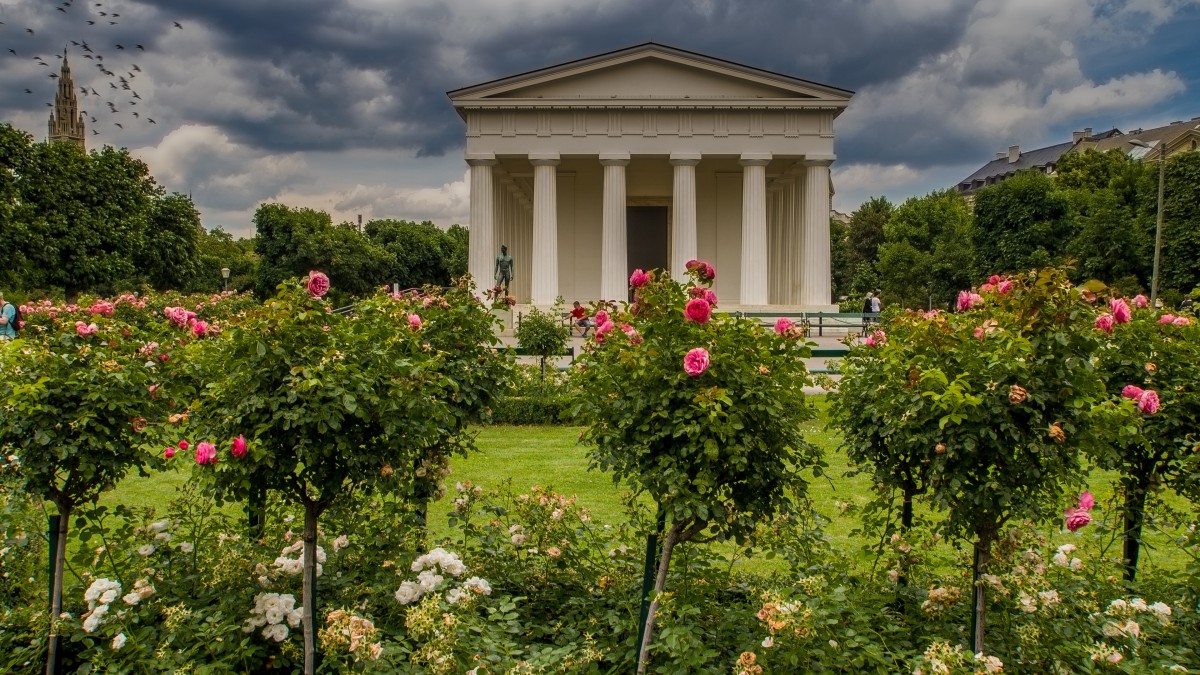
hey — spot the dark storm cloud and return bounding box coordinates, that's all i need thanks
[110,0,975,159]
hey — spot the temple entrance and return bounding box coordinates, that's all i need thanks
[626,206,668,298]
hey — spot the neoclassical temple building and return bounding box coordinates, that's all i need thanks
[449,43,852,309]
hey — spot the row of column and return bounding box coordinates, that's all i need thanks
[467,152,832,306]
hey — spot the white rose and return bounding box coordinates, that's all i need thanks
[111,633,126,650]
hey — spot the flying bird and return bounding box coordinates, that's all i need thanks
[136,44,144,51]
[26,28,34,35]
[131,64,140,71]
[132,91,141,99]
[7,49,16,56]
[173,21,182,28]
[87,20,95,25]
[147,118,156,124]
[57,6,66,12]
[115,44,124,50]
[132,112,139,118]
[24,88,33,94]
[92,129,99,135]
[114,123,123,129]
[49,73,58,78]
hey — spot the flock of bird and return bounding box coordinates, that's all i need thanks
[3,0,184,135]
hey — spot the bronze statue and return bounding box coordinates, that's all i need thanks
[494,245,514,294]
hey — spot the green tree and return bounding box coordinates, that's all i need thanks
[136,194,204,291]
[876,190,974,309]
[192,227,258,294]
[830,216,852,302]
[365,219,456,289]
[1056,150,1152,288]
[253,204,391,299]
[847,196,892,268]
[972,171,1070,276]
[1158,152,1200,297]
[445,224,469,279]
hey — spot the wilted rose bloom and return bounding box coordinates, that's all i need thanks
[1132,294,1149,308]
[683,347,710,376]
[684,298,712,324]
[1159,314,1177,325]
[629,269,651,288]
[307,271,330,298]
[1137,389,1160,414]
[1109,298,1132,324]
[407,314,422,330]
[1095,313,1115,334]
[1009,385,1027,404]
[131,417,148,433]
[774,317,793,335]
[1122,385,1145,400]
[1065,508,1092,532]
[1048,423,1066,444]
[231,435,248,459]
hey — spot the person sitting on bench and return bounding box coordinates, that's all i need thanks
[569,301,593,337]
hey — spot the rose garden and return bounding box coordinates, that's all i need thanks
[1,264,1199,674]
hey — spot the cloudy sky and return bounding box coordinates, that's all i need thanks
[2,0,1198,237]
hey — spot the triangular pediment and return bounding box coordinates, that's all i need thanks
[449,43,852,106]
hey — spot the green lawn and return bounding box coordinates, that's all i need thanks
[103,397,1192,577]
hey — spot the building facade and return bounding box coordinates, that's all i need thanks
[448,43,852,309]
[48,50,86,150]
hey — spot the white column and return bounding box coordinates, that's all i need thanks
[670,153,700,279]
[739,153,771,306]
[600,153,630,301]
[801,158,833,307]
[530,153,560,306]
[786,165,805,305]
[467,154,497,297]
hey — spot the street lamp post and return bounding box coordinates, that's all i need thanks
[221,267,231,292]
[1129,139,1166,306]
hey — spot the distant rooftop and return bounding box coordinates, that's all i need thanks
[955,127,1125,195]
[1077,117,1200,158]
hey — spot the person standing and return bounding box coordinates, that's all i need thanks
[861,292,874,335]
[0,292,17,340]
[870,291,882,315]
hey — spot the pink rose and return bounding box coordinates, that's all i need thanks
[408,313,422,330]
[1064,508,1092,532]
[703,289,718,307]
[75,321,99,336]
[685,259,716,282]
[629,269,650,288]
[1132,294,1149,309]
[1137,389,1160,415]
[178,440,189,451]
[1173,316,1192,326]
[923,309,941,319]
[164,447,176,460]
[307,271,330,298]
[979,283,995,293]
[1078,491,1095,511]
[684,298,712,324]
[1158,314,1176,325]
[231,435,247,459]
[1109,298,1131,324]
[865,329,886,347]
[192,320,209,337]
[988,275,1001,285]
[594,321,615,342]
[594,310,610,327]
[1121,385,1144,400]
[774,317,793,335]
[997,279,1014,294]
[620,324,642,345]
[956,290,982,312]
[683,347,710,376]
[1094,313,1114,334]
[195,441,217,465]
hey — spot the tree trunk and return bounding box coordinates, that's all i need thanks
[302,503,319,675]
[636,520,685,675]
[1122,474,1150,583]
[46,501,70,675]
[969,534,993,654]
[900,490,914,531]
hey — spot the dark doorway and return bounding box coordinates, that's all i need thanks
[627,206,668,298]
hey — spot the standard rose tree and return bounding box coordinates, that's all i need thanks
[831,268,1121,653]
[572,262,821,674]
[183,272,507,674]
[1092,291,1200,581]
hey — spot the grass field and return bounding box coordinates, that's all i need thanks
[101,397,1193,577]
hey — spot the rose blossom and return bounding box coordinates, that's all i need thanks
[1173,316,1192,326]
[683,347,710,377]
[594,310,610,327]
[1095,313,1114,334]
[1130,294,1148,308]
[620,324,642,345]
[629,269,650,288]
[774,317,793,335]
[75,321,99,336]
[192,320,209,337]
[1158,314,1176,325]
[307,271,330,298]
[1109,298,1132,324]
[685,259,716,282]
[1137,389,1160,414]
[164,447,176,459]
[231,435,248,459]
[997,279,1014,294]
[1078,491,1095,511]
[408,314,422,330]
[594,321,615,342]
[684,298,712,324]
[1065,508,1092,532]
[956,290,983,312]
[1122,385,1145,399]
[178,440,189,450]
[195,442,217,466]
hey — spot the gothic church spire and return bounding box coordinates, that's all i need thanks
[48,49,86,150]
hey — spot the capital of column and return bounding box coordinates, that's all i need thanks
[529,152,560,167]
[669,152,701,166]
[802,156,835,168]
[465,153,497,167]
[599,152,630,167]
[739,152,772,167]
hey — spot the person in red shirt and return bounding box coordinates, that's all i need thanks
[569,301,592,337]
